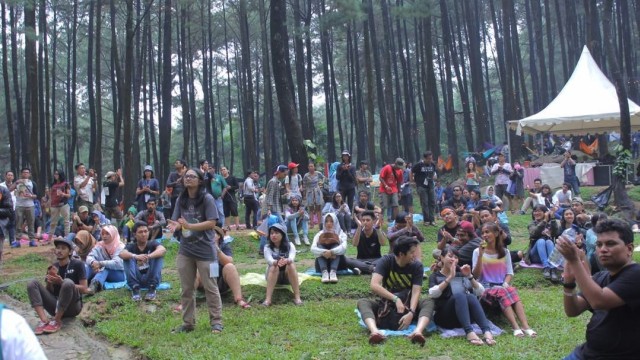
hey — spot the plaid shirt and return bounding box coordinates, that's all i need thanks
[265,176,283,214]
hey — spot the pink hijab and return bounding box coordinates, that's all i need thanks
[96,225,124,257]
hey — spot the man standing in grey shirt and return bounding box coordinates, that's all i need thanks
[13,167,38,246]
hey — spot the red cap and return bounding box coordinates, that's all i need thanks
[459,220,475,235]
[288,162,299,170]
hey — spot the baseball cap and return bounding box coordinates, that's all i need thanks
[274,165,288,174]
[54,235,75,250]
[104,171,116,179]
[78,205,89,213]
[395,158,405,167]
[144,165,153,172]
[341,150,351,156]
[288,162,299,170]
[459,220,475,235]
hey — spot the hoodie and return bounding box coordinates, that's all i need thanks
[311,213,348,257]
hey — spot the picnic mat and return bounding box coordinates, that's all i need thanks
[103,281,171,291]
[239,272,319,291]
[355,309,502,337]
[305,267,431,277]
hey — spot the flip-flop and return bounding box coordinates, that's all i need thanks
[467,333,484,346]
[236,299,251,309]
[484,331,496,346]
[293,299,304,306]
[369,332,386,345]
[408,333,425,347]
[513,329,525,338]
[523,328,537,338]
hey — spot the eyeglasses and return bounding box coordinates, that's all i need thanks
[184,174,198,180]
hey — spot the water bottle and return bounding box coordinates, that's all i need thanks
[548,228,577,268]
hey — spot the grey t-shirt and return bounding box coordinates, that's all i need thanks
[173,193,219,261]
[15,180,35,208]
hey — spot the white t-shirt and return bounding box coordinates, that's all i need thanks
[1,308,47,360]
[74,175,94,203]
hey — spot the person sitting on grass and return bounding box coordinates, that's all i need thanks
[262,223,302,306]
[428,247,496,346]
[284,195,310,246]
[212,226,251,309]
[345,210,388,274]
[387,212,424,262]
[356,236,434,346]
[27,236,88,334]
[585,213,607,274]
[472,222,536,338]
[322,192,352,235]
[526,204,556,281]
[448,220,482,267]
[119,222,166,301]
[437,207,460,251]
[557,218,640,359]
[85,224,126,295]
[134,197,167,240]
[311,213,348,283]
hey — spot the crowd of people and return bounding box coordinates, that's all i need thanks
[1,147,638,358]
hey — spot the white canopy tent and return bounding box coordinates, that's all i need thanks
[508,45,640,136]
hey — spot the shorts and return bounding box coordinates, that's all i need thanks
[217,265,230,294]
[223,198,238,217]
[379,192,399,208]
[265,265,290,285]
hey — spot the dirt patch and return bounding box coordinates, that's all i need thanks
[1,240,57,262]
[0,294,139,360]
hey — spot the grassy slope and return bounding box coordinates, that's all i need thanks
[3,202,639,359]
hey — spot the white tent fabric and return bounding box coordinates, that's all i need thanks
[510,45,640,136]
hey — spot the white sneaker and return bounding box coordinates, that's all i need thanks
[303,236,310,245]
[321,270,330,283]
[329,270,338,283]
[294,237,301,246]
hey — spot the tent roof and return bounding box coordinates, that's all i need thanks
[510,46,640,136]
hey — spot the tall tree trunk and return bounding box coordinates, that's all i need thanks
[95,0,103,178]
[465,0,490,150]
[110,0,122,169]
[87,0,97,167]
[320,0,336,160]
[121,0,135,206]
[1,2,17,170]
[439,0,459,172]
[363,9,377,168]
[37,0,49,184]
[239,0,257,171]
[159,0,172,184]
[603,0,634,219]
[423,17,440,158]
[293,0,311,140]
[270,0,308,167]
[259,0,273,173]
[25,0,39,182]
[367,0,390,162]
[10,6,26,166]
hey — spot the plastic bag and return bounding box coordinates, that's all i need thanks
[591,186,613,211]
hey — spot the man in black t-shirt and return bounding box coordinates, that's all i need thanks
[27,236,87,334]
[558,219,640,359]
[134,198,167,240]
[410,151,437,226]
[357,236,434,346]
[437,207,460,251]
[345,211,388,274]
[120,222,167,301]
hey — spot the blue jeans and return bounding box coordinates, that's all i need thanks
[214,197,225,227]
[434,292,491,334]
[563,348,581,360]
[287,217,308,240]
[88,267,125,286]
[317,254,340,271]
[566,176,580,196]
[123,257,164,289]
[529,238,555,268]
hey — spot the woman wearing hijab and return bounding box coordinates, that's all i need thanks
[85,224,125,295]
[310,213,348,283]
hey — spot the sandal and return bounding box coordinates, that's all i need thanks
[293,299,303,306]
[484,331,496,346]
[523,328,537,337]
[211,324,223,334]
[236,299,251,309]
[513,329,525,338]
[467,333,484,346]
[261,301,271,307]
[368,332,386,345]
[408,333,425,347]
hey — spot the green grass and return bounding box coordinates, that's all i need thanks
[4,193,640,359]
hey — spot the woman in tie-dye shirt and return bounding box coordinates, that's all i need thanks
[472,222,537,338]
